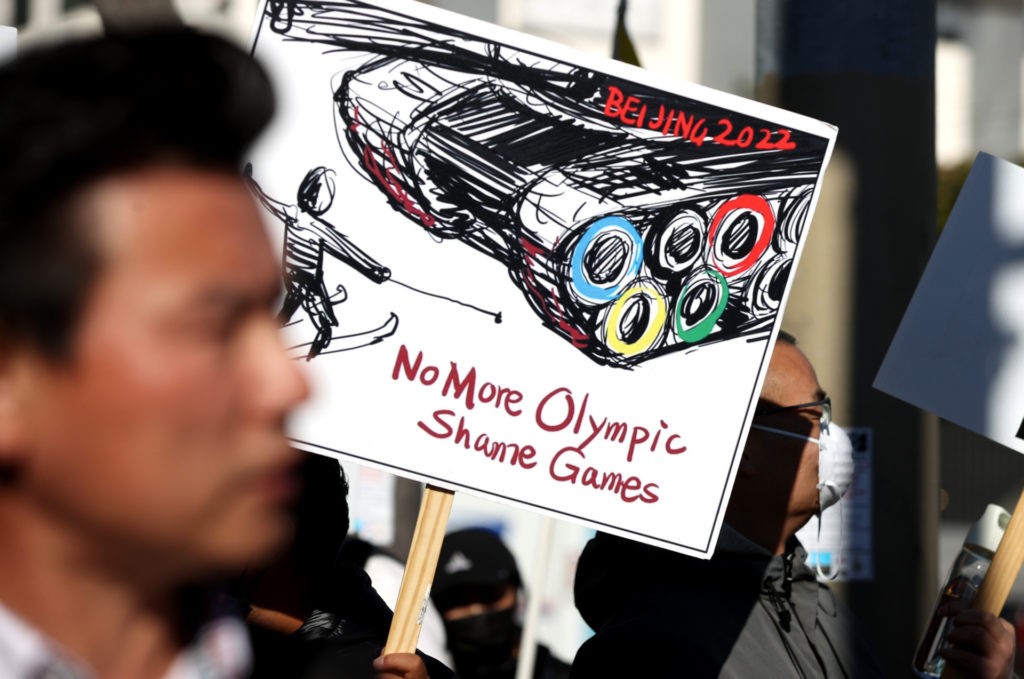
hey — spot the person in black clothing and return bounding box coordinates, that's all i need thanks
[433,528,571,679]
[236,453,453,679]
[571,333,1016,679]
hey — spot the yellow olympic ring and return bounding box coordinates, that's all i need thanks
[605,284,668,356]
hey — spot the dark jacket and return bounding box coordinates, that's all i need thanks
[248,560,455,679]
[571,527,883,678]
[455,642,570,679]
[532,644,572,679]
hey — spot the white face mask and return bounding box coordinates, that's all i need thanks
[815,423,854,511]
[749,419,855,580]
[749,421,855,512]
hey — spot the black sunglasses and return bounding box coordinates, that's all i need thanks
[754,397,831,429]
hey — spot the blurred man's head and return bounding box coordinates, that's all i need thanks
[0,29,308,583]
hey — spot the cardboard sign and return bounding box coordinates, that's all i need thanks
[876,153,1024,456]
[248,0,836,557]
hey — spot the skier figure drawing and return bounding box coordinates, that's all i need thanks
[245,164,395,359]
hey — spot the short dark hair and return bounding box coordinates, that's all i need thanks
[776,329,797,346]
[0,28,275,358]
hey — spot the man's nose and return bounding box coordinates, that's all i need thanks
[248,315,311,415]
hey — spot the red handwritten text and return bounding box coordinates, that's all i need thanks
[418,410,538,470]
[602,85,797,151]
[392,345,688,507]
[393,344,524,416]
[549,446,659,503]
[535,386,688,462]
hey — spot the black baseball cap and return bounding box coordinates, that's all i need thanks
[432,528,521,610]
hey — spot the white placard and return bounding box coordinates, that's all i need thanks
[248,0,836,557]
[876,152,1024,456]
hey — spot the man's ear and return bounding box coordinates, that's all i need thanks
[737,430,766,476]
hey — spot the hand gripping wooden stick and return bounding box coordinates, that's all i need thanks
[384,485,455,655]
[941,487,1024,679]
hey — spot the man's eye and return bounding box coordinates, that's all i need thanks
[186,314,238,341]
[212,319,236,339]
[802,412,823,425]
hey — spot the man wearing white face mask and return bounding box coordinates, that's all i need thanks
[571,333,1015,678]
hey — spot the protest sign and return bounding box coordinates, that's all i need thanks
[248,0,836,559]
[876,152,1024,457]
[876,154,1024,675]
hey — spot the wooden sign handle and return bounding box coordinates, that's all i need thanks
[972,488,1024,613]
[941,487,1024,679]
[384,485,455,655]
